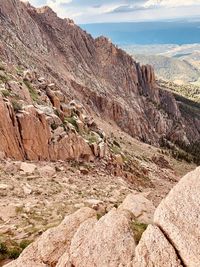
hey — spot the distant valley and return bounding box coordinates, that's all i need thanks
[122,44,200,86]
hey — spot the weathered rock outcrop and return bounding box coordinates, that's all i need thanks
[0,96,24,160]
[0,66,111,161]
[134,166,200,266]
[119,193,155,224]
[67,209,135,267]
[0,96,95,161]
[5,167,200,267]
[0,0,199,150]
[133,225,182,267]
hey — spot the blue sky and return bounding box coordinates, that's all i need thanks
[22,0,200,23]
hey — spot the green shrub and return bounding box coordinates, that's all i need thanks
[1,89,11,97]
[132,221,148,244]
[85,132,99,144]
[65,116,79,132]
[0,64,5,71]
[8,247,21,259]
[110,144,121,155]
[0,242,8,254]
[0,73,9,83]
[24,80,39,102]
[11,100,22,112]
[19,240,32,250]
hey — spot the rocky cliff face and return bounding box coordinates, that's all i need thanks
[5,167,200,267]
[0,64,109,161]
[0,0,199,153]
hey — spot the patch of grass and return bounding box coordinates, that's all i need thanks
[11,100,22,112]
[23,80,39,102]
[16,66,24,75]
[8,247,21,259]
[85,132,99,145]
[110,144,121,155]
[65,116,79,132]
[0,239,32,261]
[0,73,9,83]
[131,221,148,244]
[0,242,8,255]
[19,240,32,250]
[1,89,11,97]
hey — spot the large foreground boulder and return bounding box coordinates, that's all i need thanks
[133,225,182,267]
[5,167,200,267]
[5,208,96,267]
[133,166,200,267]
[154,166,200,266]
[66,209,135,267]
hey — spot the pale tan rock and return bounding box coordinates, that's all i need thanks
[114,154,124,165]
[0,204,17,221]
[60,103,72,117]
[119,193,155,224]
[23,183,32,195]
[20,162,37,174]
[5,207,96,267]
[67,209,135,267]
[98,141,107,158]
[133,225,182,267]
[154,166,200,267]
[0,183,9,190]
[38,165,56,177]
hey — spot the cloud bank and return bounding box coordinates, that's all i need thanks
[25,0,200,23]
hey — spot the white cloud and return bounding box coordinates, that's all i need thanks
[24,0,200,23]
[144,0,200,8]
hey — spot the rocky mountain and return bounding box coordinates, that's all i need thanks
[0,1,200,266]
[4,166,200,267]
[0,0,199,160]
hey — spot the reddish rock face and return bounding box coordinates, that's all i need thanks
[0,97,24,160]
[0,0,199,150]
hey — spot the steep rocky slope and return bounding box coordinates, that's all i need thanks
[4,166,200,267]
[0,0,199,154]
[0,63,109,161]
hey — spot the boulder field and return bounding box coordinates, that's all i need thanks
[5,167,200,267]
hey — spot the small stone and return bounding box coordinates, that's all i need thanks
[20,162,37,174]
[85,199,103,206]
[23,184,32,195]
[114,154,124,165]
[74,203,85,209]
[79,167,89,175]
[0,183,9,190]
[38,165,56,177]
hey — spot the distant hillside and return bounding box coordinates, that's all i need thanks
[132,54,200,84]
[158,80,200,103]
